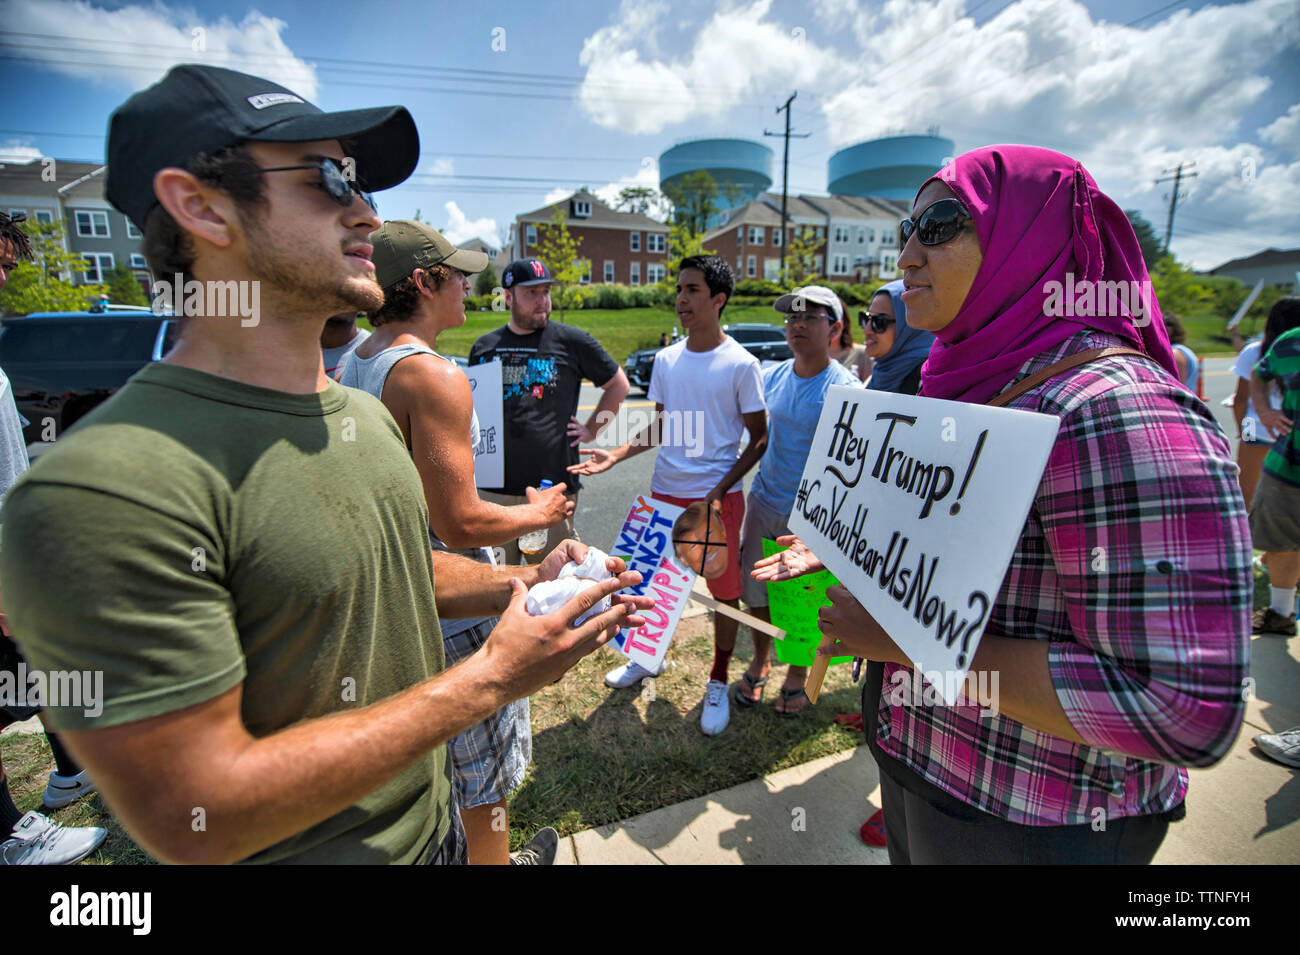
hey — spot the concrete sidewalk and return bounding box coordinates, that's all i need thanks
[557,630,1300,864]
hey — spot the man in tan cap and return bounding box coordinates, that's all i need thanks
[342,220,572,864]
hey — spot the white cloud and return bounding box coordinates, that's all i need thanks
[423,157,454,177]
[0,141,44,164]
[542,186,572,205]
[577,0,824,135]
[3,0,318,98]
[591,158,672,218]
[1259,104,1300,152]
[441,201,499,248]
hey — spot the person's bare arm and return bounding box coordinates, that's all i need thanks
[1232,376,1250,435]
[568,368,631,446]
[57,569,649,865]
[568,403,663,475]
[704,409,767,505]
[383,356,570,548]
[1252,369,1292,439]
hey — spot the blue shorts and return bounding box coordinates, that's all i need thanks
[443,617,532,808]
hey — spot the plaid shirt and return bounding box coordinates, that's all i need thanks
[875,331,1252,826]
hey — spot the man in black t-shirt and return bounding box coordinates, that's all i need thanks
[470,258,629,564]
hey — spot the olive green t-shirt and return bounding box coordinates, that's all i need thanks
[0,363,449,864]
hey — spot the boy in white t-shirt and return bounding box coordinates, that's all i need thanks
[570,256,767,735]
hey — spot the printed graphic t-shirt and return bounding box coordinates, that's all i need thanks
[469,321,619,494]
[1256,326,1300,486]
[0,363,450,864]
[647,336,766,498]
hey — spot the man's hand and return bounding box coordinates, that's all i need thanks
[816,585,906,664]
[568,447,619,476]
[477,568,653,698]
[567,416,597,447]
[1258,407,1293,439]
[750,535,825,582]
[525,481,574,526]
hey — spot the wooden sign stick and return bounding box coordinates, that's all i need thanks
[804,636,837,704]
[688,590,787,641]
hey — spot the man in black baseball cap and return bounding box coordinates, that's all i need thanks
[0,66,650,866]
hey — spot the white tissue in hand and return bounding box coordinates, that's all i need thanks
[525,547,614,626]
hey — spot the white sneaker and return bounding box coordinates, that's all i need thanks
[700,679,730,736]
[1,811,107,865]
[605,659,660,688]
[43,769,96,809]
[1254,726,1300,768]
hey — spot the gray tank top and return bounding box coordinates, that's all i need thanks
[340,343,494,635]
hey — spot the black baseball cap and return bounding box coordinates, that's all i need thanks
[502,258,556,288]
[106,64,419,230]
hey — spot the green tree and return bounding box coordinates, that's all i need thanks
[0,218,105,315]
[1150,255,1214,318]
[1125,210,1163,270]
[535,204,584,322]
[662,170,720,236]
[474,264,499,298]
[780,225,821,286]
[615,186,659,216]
[106,262,149,306]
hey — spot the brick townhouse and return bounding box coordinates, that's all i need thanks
[511,189,670,286]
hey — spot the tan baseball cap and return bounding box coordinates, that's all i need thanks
[370,220,489,290]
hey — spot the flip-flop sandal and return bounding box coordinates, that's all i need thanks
[733,671,768,708]
[860,809,886,847]
[776,686,810,717]
[834,712,865,733]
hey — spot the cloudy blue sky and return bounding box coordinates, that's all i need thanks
[1,0,1296,269]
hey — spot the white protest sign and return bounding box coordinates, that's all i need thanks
[464,360,503,489]
[787,387,1059,703]
[609,494,697,672]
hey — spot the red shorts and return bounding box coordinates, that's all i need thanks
[651,490,746,601]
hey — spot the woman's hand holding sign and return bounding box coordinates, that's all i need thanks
[817,586,907,665]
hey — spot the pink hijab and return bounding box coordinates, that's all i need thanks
[917,145,1178,404]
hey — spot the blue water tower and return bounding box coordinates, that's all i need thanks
[660,139,773,212]
[828,134,954,200]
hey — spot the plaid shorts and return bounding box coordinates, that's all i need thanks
[443,617,532,808]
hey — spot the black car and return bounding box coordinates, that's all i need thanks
[0,310,178,447]
[623,323,791,396]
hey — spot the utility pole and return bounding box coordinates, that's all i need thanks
[765,92,810,278]
[1155,161,1197,256]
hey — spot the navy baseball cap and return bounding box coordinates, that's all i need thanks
[502,258,556,288]
[107,64,419,230]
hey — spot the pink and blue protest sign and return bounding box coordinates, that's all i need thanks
[610,494,697,672]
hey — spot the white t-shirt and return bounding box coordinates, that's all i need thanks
[1233,340,1283,441]
[647,336,765,498]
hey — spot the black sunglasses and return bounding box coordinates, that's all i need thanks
[899,197,971,249]
[858,311,896,333]
[256,157,377,212]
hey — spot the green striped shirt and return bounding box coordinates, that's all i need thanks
[1256,326,1300,487]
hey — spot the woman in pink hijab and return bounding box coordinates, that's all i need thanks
[757,145,1251,864]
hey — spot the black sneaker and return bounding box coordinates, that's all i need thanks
[1253,607,1297,636]
[510,826,559,865]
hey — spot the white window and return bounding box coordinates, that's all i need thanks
[881,230,894,247]
[647,233,666,253]
[748,226,764,245]
[126,218,142,239]
[630,261,641,286]
[8,208,25,219]
[630,232,641,251]
[603,260,614,283]
[763,258,780,281]
[525,224,537,246]
[832,254,849,274]
[833,225,849,244]
[857,228,866,244]
[771,228,782,248]
[34,210,54,224]
[814,255,824,274]
[880,253,898,276]
[647,264,665,283]
[75,210,110,238]
[747,255,756,277]
[572,199,591,217]
[815,227,824,239]
[82,252,114,283]
[853,256,866,267]
[577,259,591,284]
[867,228,875,243]
[130,253,147,269]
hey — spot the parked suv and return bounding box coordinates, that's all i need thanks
[623,323,791,395]
[0,309,178,448]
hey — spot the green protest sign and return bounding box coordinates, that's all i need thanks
[762,538,853,668]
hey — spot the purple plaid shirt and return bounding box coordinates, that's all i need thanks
[875,331,1252,826]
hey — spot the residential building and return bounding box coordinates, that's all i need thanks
[509,189,669,285]
[1208,248,1300,290]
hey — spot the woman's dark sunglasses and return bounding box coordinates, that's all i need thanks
[898,197,971,248]
[858,311,896,333]
[256,157,377,212]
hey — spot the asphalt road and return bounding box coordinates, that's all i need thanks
[569,356,1244,554]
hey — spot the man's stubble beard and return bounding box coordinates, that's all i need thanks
[241,208,383,318]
